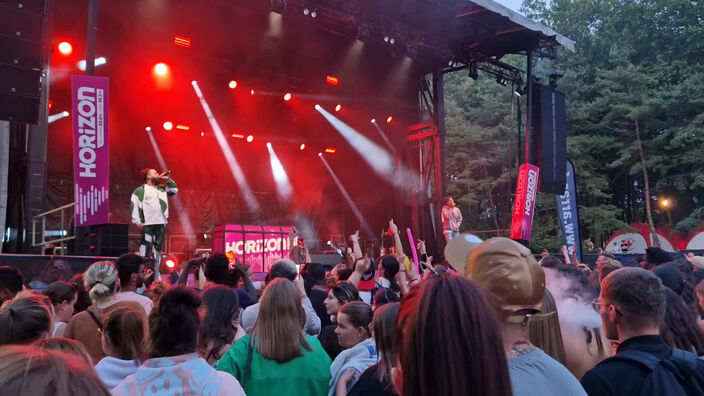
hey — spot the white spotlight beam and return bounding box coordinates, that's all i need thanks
[145,128,196,242]
[319,154,375,239]
[48,110,70,124]
[266,143,293,201]
[316,106,416,191]
[371,121,396,154]
[191,81,261,214]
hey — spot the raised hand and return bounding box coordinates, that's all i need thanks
[389,219,398,234]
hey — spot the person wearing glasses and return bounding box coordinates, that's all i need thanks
[583,267,704,396]
[115,253,154,316]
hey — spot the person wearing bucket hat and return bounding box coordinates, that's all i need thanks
[467,237,586,396]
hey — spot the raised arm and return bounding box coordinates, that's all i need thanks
[389,219,404,258]
[350,230,363,260]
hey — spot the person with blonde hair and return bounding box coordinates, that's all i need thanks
[0,296,52,345]
[529,288,567,365]
[0,344,110,396]
[218,278,331,396]
[65,261,147,363]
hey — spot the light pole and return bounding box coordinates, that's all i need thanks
[659,198,673,228]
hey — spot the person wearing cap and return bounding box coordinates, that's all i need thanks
[441,196,463,242]
[467,237,587,396]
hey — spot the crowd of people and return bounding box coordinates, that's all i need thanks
[1,224,704,395]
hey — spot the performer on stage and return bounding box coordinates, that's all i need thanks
[442,195,463,242]
[288,228,312,266]
[131,168,178,277]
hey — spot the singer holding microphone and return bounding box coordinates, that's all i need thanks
[130,168,178,277]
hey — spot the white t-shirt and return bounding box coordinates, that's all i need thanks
[142,184,166,225]
[115,291,153,316]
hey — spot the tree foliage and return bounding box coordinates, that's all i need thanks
[444,0,704,251]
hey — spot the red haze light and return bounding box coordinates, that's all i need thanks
[246,135,254,143]
[163,121,173,131]
[386,116,393,124]
[165,259,176,268]
[299,143,306,150]
[283,92,292,101]
[176,124,190,131]
[324,147,337,153]
[326,75,339,86]
[228,80,237,89]
[335,104,342,112]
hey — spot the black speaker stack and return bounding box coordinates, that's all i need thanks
[530,83,567,195]
[0,0,49,124]
[73,223,129,257]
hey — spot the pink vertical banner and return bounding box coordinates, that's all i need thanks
[510,163,540,241]
[72,76,109,226]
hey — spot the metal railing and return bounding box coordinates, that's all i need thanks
[31,203,76,254]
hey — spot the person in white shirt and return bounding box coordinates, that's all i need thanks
[441,196,463,242]
[130,168,178,273]
[115,253,153,316]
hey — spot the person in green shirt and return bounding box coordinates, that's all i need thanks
[218,278,331,396]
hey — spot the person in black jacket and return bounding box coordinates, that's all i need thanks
[582,267,704,395]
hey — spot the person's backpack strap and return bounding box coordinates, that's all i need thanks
[670,348,698,371]
[608,349,663,370]
[86,309,104,335]
[242,336,255,389]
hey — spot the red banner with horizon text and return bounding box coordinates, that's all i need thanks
[510,163,540,241]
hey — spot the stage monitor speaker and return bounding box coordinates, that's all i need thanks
[0,0,48,124]
[73,223,129,257]
[530,83,567,195]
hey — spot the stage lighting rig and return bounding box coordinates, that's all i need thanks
[300,4,318,18]
[270,0,287,14]
[548,69,565,87]
[356,24,371,42]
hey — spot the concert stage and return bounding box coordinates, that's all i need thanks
[3,0,574,260]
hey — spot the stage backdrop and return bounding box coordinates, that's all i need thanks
[212,224,293,273]
[71,76,109,226]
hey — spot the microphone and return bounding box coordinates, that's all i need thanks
[162,170,171,177]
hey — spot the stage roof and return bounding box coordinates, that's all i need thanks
[282,0,575,66]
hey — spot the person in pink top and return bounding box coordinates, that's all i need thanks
[441,196,463,242]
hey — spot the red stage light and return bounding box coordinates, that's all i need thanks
[174,35,191,48]
[228,80,238,89]
[324,147,336,153]
[48,100,53,110]
[250,89,255,95]
[165,259,176,268]
[232,133,245,138]
[335,104,342,112]
[386,116,393,124]
[200,132,205,137]
[299,143,306,150]
[163,121,173,131]
[58,41,72,55]
[176,124,190,131]
[154,63,169,76]
[246,135,254,142]
[283,92,292,101]
[326,75,339,86]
